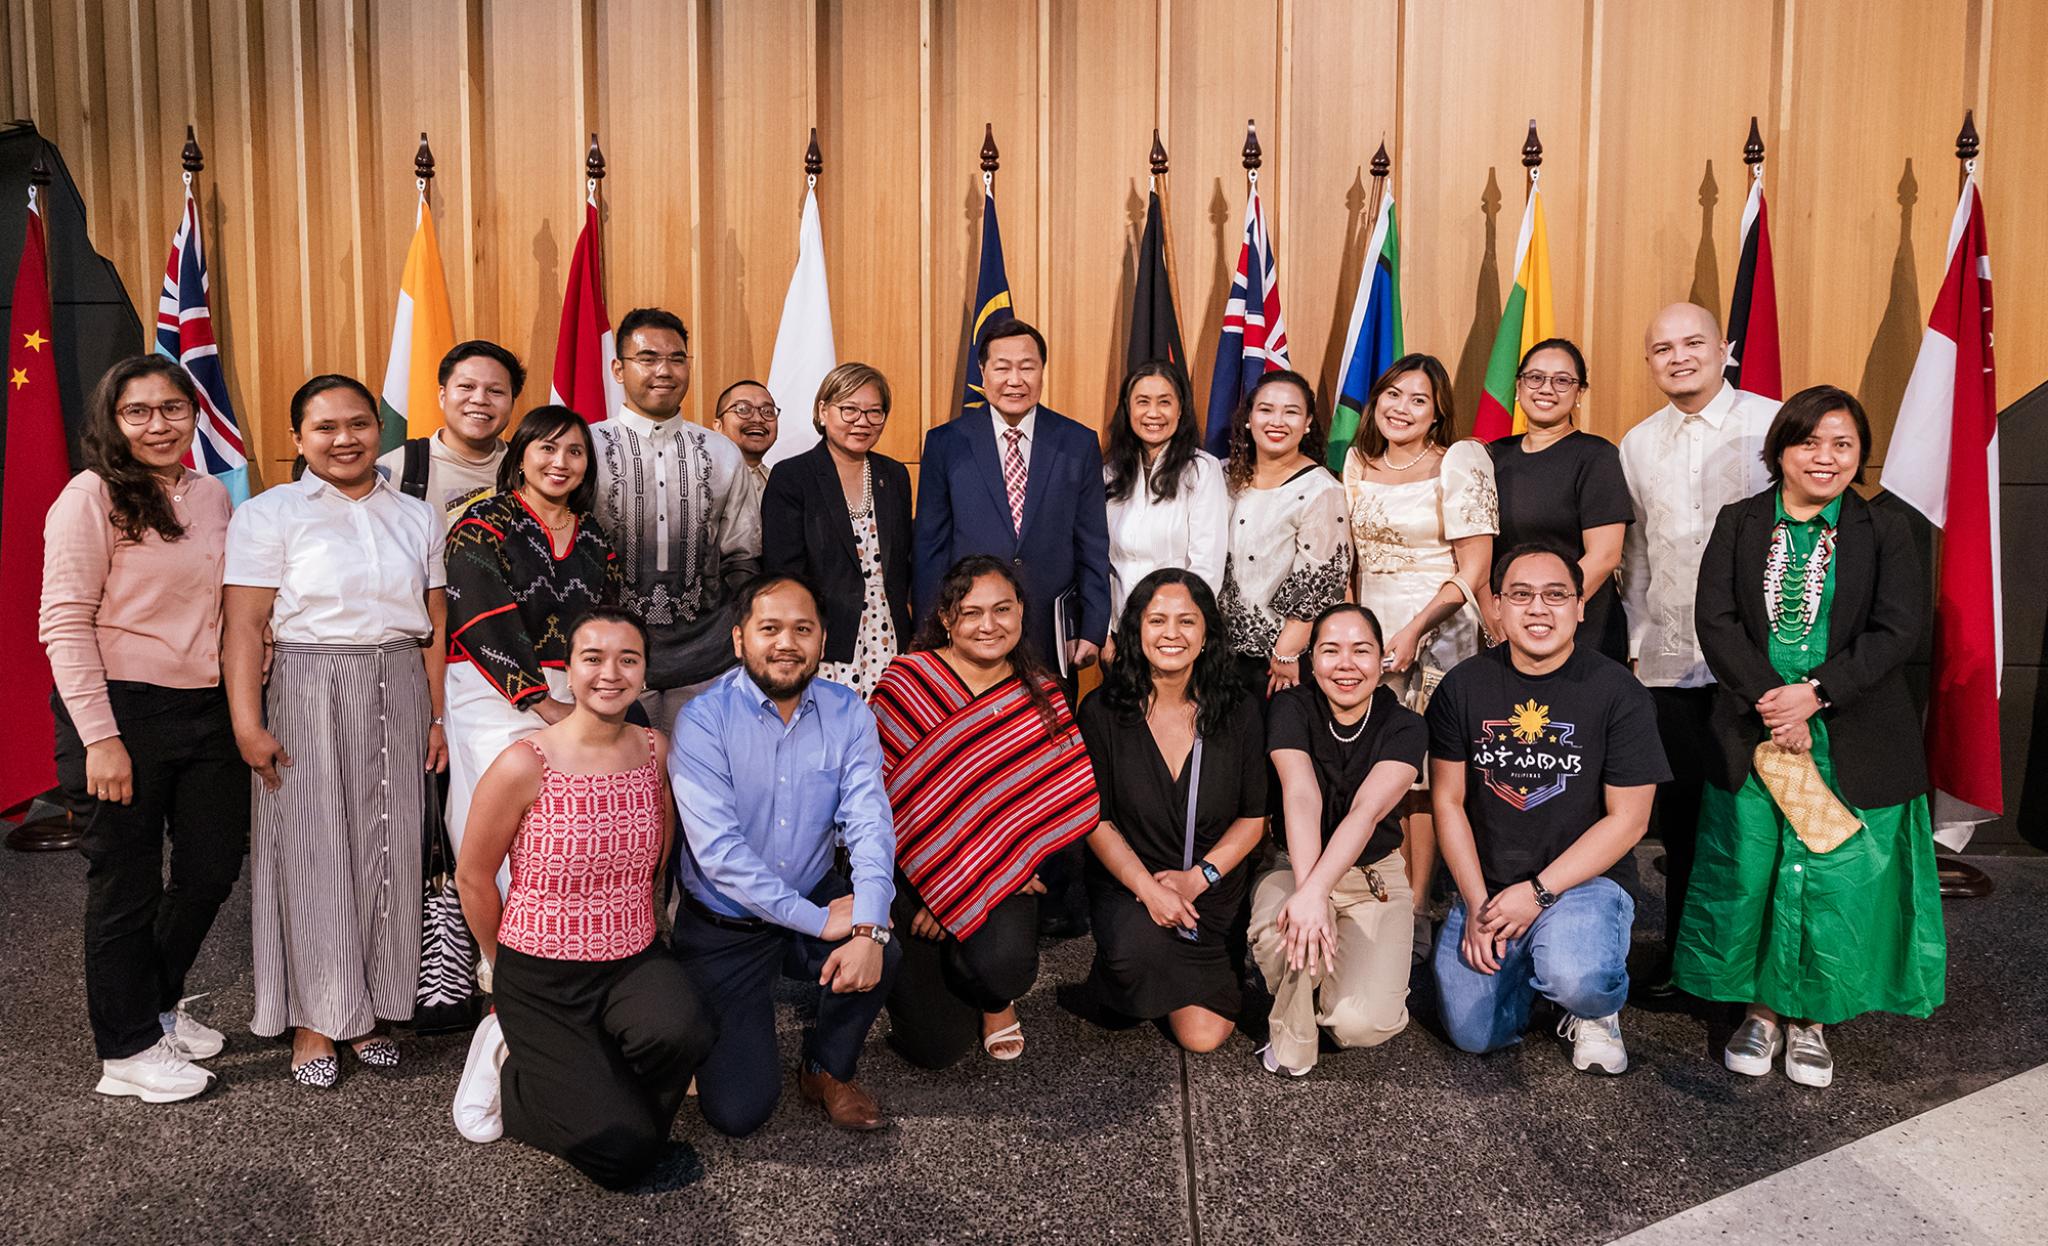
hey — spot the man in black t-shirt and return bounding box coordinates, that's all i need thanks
[1426,543,1668,1074]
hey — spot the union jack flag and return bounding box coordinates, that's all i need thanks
[1202,182,1289,456]
[156,188,250,503]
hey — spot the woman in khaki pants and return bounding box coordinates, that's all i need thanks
[1250,604,1427,1076]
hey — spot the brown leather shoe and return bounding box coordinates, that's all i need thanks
[798,1065,885,1131]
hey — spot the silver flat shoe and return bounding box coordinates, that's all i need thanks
[1785,1022,1834,1088]
[1722,1017,1783,1077]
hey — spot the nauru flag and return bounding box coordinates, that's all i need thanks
[1879,174,1999,850]
[1474,182,1554,441]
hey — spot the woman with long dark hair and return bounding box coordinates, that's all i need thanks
[1103,361,1228,636]
[39,355,248,1102]
[1678,386,1945,1088]
[1076,568,1266,1052]
[223,373,448,1087]
[1219,370,1352,699]
[872,556,1099,1067]
[444,404,621,894]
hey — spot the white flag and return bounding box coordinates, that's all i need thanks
[764,188,836,464]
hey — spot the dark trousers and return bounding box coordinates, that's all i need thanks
[1649,685,1717,954]
[671,874,901,1138]
[494,942,715,1190]
[884,884,1041,1070]
[52,684,249,1060]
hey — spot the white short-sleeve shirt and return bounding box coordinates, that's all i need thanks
[224,473,445,645]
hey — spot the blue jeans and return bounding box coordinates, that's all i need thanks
[1432,876,1634,1054]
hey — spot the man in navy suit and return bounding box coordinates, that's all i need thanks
[913,319,1111,674]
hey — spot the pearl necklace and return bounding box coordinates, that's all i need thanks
[1328,698,1374,743]
[1764,520,1836,643]
[1377,444,1432,472]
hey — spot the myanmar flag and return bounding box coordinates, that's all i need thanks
[1326,190,1402,469]
[1474,182,1554,441]
[377,198,456,451]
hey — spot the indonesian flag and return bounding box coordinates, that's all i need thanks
[1879,174,1998,850]
[377,197,456,451]
[763,185,835,465]
[1474,176,1555,441]
[1724,174,1783,399]
[549,199,624,423]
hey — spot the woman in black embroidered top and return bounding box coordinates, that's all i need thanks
[445,405,623,893]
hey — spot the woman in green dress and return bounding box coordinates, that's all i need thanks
[1678,384,1946,1088]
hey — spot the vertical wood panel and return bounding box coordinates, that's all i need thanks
[820,0,924,459]
[1983,0,2048,404]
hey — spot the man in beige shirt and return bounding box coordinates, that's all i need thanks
[713,378,778,533]
[377,340,525,528]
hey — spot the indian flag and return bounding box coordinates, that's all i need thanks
[1326,190,1402,470]
[1473,178,1554,441]
[378,198,456,452]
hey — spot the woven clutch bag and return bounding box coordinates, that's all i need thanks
[1752,741,1864,854]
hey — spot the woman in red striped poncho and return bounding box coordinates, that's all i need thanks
[871,555,1101,1069]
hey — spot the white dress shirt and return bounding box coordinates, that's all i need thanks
[1618,381,1780,687]
[1105,449,1229,625]
[224,473,445,645]
[991,407,1038,458]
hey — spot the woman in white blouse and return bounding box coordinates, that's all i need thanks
[1340,352,1497,958]
[1219,370,1353,699]
[222,374,448,1089]
[1103,361,1228,647]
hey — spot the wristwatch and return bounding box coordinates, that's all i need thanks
[851,923,892,947]
[1529,876,1558,909]
[1197,859,1223,887]
[1803,677,1832,709]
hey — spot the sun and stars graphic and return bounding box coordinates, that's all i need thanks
[1474,699,1584,811]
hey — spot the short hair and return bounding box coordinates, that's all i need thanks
[976,318,1048,367]
[714,379,772,415]
[289,374,376,433]
[1307,602,1385,652]
[564,605,650,655]
[732,572,822,625]
[498,404,599,514]
[1518,337,1589,388]
[438,339,527,396]
[1762,384,1872,486]
[811,362,893,432]
[615,307,689,356]
[1490,540,1586,597]
[1353,353,1455,462]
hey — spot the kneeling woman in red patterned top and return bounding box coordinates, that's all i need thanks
[450,608,713,1190]
[872,556,1100,1068]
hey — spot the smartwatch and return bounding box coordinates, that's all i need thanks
[1197,859,1223,887]
[1804,677,1832,709]
[851,923,892,947]
[1529,876,1558,909]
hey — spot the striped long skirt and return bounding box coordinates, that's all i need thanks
[250,640,429,1039]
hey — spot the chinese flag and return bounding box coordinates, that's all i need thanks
[1,190,68,808]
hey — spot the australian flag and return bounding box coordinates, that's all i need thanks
[960,190,1014,413]
[156,188,250,503]
[1202,182,1288,455]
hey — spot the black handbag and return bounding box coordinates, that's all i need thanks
[414,777,484,1033]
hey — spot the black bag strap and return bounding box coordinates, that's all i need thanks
[400,435,432,501]
[1179,736,1204,871]
[421,770,453,882]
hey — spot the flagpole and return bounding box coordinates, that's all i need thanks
[1367,139,1389,237]
[1937,106,1994,900]
[1743,114,1764,187]
[586,131,605,210]
[981,121,999,196]
[415,130,434,207]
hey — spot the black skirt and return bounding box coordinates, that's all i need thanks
[1084,873,1244,1021]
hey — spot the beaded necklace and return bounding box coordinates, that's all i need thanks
[1764,519,1836,643]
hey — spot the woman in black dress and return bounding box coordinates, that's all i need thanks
[1486,339,1632,660]
[1076,568,1267,1052]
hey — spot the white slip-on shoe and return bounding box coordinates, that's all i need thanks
[1784,1022,1835,1088]
[160,999,226,1060]
[1558,1012,1629,1075]
[96,1034,216,1103]
[1256,1044,1311,1078]
[1722,1017,1784,1077]
[452,1014,507,1143]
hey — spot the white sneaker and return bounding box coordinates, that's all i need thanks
[1558,1012,1629,1075]
[452,1014,507,1143]
[160,999,226,1060]
[1256,1044,1310,1078]
[96,1035,216,1103]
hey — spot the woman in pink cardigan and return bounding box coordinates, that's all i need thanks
[38,355,249,1104]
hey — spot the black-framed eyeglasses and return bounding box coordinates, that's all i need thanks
[830,403,888,425]
[624,352,690,370]
[720,401,780,420]
[117,399,196,426]
[1500,587,1579,606]
[1516,372,1581,394]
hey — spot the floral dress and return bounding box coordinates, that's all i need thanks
[1218,463,1353,667]
[818,461,899,699]
[1343,438,1498,706]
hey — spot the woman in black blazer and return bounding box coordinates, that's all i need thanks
[761,362,913,697]
[1675,384,1944,1092]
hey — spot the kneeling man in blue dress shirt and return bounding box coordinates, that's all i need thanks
[670,573,902,1134]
